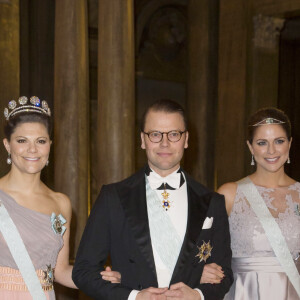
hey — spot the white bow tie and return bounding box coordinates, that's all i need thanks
[147,170,181,190]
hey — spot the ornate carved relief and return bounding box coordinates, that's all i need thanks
[137,5,187,81]
[143,7,186,62]
[253,15,285,49]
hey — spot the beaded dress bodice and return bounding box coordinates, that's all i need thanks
[229,181,300,259]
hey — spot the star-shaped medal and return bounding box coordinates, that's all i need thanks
[196,240,213,263]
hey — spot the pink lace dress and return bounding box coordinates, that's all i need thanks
[224,179,300,300]
[0,190,65,300]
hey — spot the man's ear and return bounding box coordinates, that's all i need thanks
[141,132,146,149]
[184,131,189,149]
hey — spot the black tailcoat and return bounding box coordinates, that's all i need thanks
[73,167,233,299]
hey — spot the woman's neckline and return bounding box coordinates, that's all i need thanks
[247,176,298,189]
[0,189,53,217]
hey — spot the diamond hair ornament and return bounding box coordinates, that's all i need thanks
[252,117,285,127]
[4,96,51,120]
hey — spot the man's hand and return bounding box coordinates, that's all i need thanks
[100,266,121,283]
[200,263,224,284]
[136,287,168,300]
[164,282,202,300]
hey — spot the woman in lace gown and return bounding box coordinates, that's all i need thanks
[0,96,77,299]
[201,108,300,299]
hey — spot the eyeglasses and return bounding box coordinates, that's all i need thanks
[143,130,186,143]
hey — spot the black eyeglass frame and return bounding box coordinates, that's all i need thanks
[142,130,187,143]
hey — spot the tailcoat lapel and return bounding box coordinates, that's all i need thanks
[117,168,157,283]
[170,173,210,284]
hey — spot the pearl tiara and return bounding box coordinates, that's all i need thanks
[4,96,51,121]
[251,117,285,127]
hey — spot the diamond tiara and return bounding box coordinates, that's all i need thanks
[4,96,51,121]
[252,117,285,127]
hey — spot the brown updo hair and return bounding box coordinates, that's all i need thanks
[4,112,52,141]
[247,107,291,144]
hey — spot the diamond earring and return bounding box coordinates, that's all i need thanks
[7,153,11,165]
[251,155,255,166]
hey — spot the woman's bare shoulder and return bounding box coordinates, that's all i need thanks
[45,187,72,219]
[217,182,238,216]
[217,182,238,197]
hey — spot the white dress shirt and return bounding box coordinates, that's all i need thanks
[128,168,204,300]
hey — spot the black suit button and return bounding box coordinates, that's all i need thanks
[138,284,143,290]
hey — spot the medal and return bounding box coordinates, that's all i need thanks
[50,213,67,235]
[43,264,54,285]
[196,240,213,263]
[161,184,171,211]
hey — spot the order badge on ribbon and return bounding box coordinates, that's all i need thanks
[196,240,213,263]
[50,213,67,235]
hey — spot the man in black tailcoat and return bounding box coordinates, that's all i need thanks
[73,99,233,300]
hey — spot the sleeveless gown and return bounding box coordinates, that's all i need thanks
[0,190,65,300]
[224,180,300,300]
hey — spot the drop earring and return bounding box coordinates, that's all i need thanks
[45,160,49,166]
[7,153,11,165]
[287,157,290,164]
[251,155,255,166]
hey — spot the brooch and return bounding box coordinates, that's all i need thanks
[43,264,54,285]
[295,204,300,216]
[50,213,67,235]
[196,240,213,263]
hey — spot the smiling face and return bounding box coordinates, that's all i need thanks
[141,110,188,177]
[3,122,51,175]
[247,124,291,173]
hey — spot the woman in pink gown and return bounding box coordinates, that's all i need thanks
[0,96,76,299]
[0,96,121,299]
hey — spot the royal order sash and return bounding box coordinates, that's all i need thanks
[239,177,300,297]
[145,177,183,274]
[0,200,46,300]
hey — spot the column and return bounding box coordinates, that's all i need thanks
[54,0,89,267]
[0,0,19,176]
[97,0,135,189]
[215,0,249,187]
[185,0,218,189]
